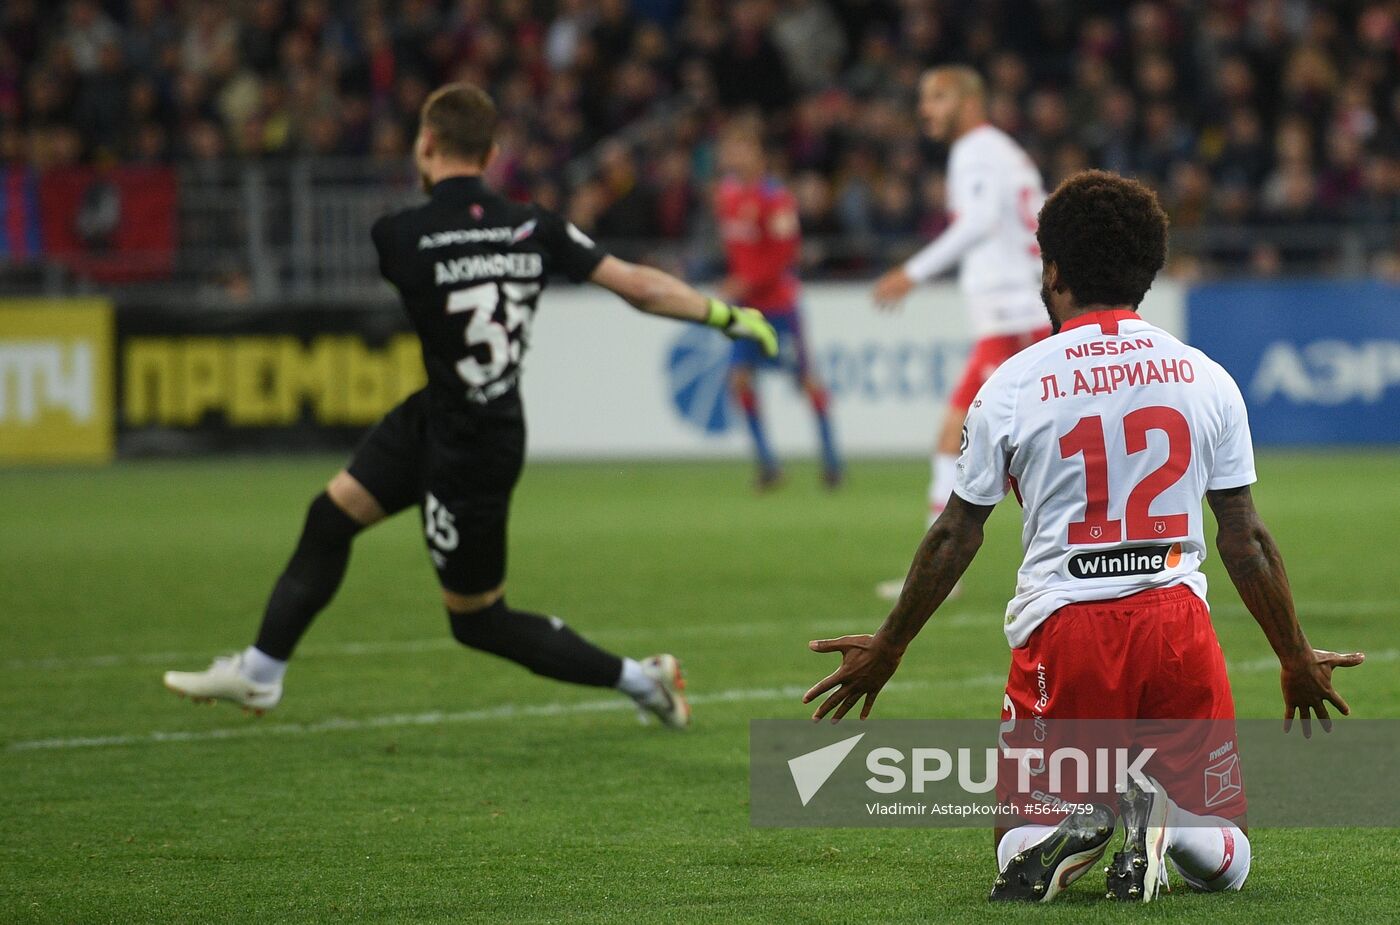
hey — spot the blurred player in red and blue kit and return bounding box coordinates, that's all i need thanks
[715,119,843,490]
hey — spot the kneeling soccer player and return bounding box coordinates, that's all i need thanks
[164,83,783,729]
[802,170,1363,901]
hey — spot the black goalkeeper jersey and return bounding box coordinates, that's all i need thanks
[370,175,608,422]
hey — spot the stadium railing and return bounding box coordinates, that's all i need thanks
[1,158,1395,306]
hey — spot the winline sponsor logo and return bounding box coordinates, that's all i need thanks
[1068,543,1181,579]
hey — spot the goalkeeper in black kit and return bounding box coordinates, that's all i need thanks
[164,83,778,729]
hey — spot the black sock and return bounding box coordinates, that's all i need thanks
[448,598,624,688]
[253,492,364,660]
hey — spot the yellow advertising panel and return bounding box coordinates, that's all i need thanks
[0,299,114,464]
[122,333,425,428]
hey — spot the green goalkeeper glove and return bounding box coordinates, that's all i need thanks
[706,298,779,358]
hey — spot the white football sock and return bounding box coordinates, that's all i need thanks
[615,657,664,705]
[241,646,288,685]
[996,824,1058,870]
[1166,802,1251,892]
[928,453,958,526]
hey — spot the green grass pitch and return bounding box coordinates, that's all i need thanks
[3,452,1399,923]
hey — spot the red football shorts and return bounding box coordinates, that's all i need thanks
[997,584,1246,822]
[949,327,1052,410]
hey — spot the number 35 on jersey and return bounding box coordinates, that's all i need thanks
[446,280,541,402]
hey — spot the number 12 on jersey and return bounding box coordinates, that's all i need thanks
[1058,406,1191,545]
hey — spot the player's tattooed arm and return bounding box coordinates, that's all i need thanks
[1208,485,1308,661]
[804,494,993,722]
[1207,485,1365,734]
[876,493,994,652]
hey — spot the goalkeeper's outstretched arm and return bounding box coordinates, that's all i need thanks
[590,255,778,357]
[590,255,708,320]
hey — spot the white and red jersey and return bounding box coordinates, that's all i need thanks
[904,124,1046,337]
[954,309,1257,648]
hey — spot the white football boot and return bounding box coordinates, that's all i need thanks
[163,653,281,715]
[1106,774,1171,902]
[634,654,690,730]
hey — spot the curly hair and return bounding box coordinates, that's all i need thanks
[1036,170,1169,308]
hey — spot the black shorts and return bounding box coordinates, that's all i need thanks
[346,389,526,595]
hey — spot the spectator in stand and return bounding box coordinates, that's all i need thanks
[1318,131,1367,216]
[2,0,1398,280]
[593,139,658,251]
[654,145,697,239]
[63,0,119,75]
[792,169,840,272]
[871,173,918,259]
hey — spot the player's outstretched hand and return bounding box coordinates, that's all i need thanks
[803,634,903,724]
[1280,647,1365,738]
[707,298,778,357]
[872,268,914,311]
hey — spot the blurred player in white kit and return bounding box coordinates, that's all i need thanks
[873,66,1050,600]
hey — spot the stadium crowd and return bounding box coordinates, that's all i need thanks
[3,0,1400,277]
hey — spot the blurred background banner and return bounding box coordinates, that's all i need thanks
[18,277,1400,461]
[0,282,1181,462]
[0,298,113,464]
[524,281,1183,459]
[1189,280,1400,445]
[115,303,422,456]
[38,166,178,283]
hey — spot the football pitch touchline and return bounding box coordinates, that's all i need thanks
[1226,647,1397,673]
[1,677,991,753]
[6,599,1389,674]
[9,651,1398,754]
[1,613,1003,673]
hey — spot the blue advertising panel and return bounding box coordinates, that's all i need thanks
[1188,281,1400,445]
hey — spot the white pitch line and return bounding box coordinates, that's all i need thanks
[1226,647,1397,675]
[0,681,871,753]
[4,595,1389,673]
[1212,600,1394,619]
[3,673,1017,754]
[1,637,459,672]
[1,614,1004,673]
[7,646,1394,754]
